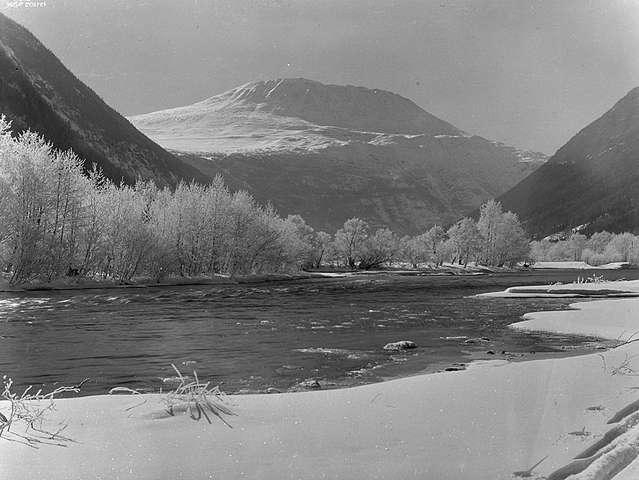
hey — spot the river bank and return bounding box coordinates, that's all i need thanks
[0,272,333,293]
[0,268,474,293]
[1,264,635,294]
[2,261,618,293]
[3,280,639,479]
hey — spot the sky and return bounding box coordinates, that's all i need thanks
[2,0,638,154]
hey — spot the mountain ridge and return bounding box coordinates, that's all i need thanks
[131,78,546,234]
[131,78,470,155]
[135,77,462,138]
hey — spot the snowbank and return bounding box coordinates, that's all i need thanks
[513,298,639,341]
[509,297,639,478]
[3,292,639,479]
[532,261,631,270]
[477,279,639,298]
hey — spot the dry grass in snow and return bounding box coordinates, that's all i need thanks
[0,376,88,448]
[110,364,236,427]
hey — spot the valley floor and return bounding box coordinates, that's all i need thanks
[3,282,639,479]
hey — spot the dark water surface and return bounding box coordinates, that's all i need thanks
[1,269,637,396]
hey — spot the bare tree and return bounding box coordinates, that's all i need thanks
[359,228,399,270]
[446,218,480,267]
[333,218,369,269]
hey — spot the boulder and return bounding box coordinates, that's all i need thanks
[383,340,417,351]
[297,379,321,390]
[464,337,490,345]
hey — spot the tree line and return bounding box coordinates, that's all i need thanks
[531,232,639,266]
[321,200,530,270]
[0,120,531,285]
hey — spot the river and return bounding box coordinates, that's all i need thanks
[1,269,637,396]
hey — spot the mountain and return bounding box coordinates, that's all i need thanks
[131,78,546,233]
[0,13,206,186]
[496,87,639,237]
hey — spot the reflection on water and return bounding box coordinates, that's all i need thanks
[0,270,637,396]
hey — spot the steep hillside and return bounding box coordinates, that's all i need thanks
[497,87,639,237]
[132,78,546,233]
[0,13,206,186]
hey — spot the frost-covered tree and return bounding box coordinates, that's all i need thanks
[476,201,529,266]
[308,231,333,268]
[333,218,369,269]
[0,121,310,284]
[533,231,639,266]
[423,225,446,261]
[0,119,92,283]
[608,233,637,263]
[282,214,317,269]
[492,212,530,267]
[358,228,399,270]
[98,182,156,282]
[568,233,588,261]
[400,235,427,268]
[587,231,614,254]
[477,200,503,265]
[446,218,480,266]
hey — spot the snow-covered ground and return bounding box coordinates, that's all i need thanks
[477,279,639,299]
[508,296,639,479]
[532,261,631,270]
[3,281,639,479]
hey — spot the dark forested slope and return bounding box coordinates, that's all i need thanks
[0,13,206,186]
[497,87,639,237]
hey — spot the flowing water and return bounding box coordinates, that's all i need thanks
[1,270,637,396]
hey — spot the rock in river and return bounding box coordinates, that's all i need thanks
[383,340,417,351]
[297,379,322,390]
[464,337,491,345]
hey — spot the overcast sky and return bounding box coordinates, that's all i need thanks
[2,0,638,154]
